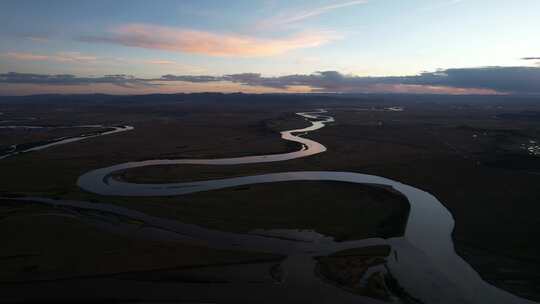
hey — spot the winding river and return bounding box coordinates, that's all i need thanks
[3,110,536,303]
[0,125,133,160]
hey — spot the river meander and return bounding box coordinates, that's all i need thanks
[3,110,535,303]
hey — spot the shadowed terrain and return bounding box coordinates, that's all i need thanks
[1,93,540,301]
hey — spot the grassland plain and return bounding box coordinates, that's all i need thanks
[1,94,540,299]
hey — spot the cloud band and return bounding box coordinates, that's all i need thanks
[3,66,540,94]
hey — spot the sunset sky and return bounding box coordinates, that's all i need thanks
[1,0,539,95]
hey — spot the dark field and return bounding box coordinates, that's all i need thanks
[1,93,540,301]
[0,200,283,282]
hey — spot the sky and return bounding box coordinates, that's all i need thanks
[0,0,539,95]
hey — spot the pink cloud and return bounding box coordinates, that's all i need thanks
[2,52,205,73]
[27,36,50,43]
[84,24,337,57]
[54,52,98,62]
[354,84,502,95]
[2,51,97,63]
[145,59,177,65]
[3,52,50,61]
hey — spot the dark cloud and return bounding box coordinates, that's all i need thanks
[3,67,540,94]
[0,72,153,88]
[168,67,540,94]
[405,67,540,93]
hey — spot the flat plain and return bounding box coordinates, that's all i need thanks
[1,93,539,302]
